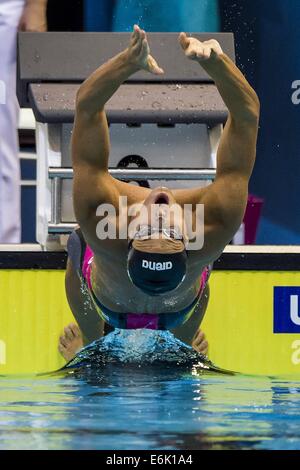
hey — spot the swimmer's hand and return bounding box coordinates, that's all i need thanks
[126,25,164,75]
[178,33,223,62]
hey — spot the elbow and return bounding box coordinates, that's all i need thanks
[75,87,104,116]
[75,87,88,113]
[75,82,94,113]
[234,94,260,125]
[245,106,260,125]
[250,91,260,119]
[245,91,260,122]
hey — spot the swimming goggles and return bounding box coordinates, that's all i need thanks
[133,224,187,244]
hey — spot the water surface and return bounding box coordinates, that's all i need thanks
[1,367,300,450]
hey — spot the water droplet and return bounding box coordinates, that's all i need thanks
[152,101,161,109]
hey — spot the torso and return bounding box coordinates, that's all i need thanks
[77,177,225,314]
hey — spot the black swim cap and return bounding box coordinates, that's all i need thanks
[127,244,188,296]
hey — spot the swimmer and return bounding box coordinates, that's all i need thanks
[59,25,259,362]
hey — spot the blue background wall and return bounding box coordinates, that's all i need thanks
[27,0,294,246]
[84,0,220,32]
[221,0,300,244]
[83,0,300,244]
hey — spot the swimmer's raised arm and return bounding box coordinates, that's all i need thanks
[178,33,259,178]
[178,33,260,252]
[72,25,163,172]
[76,25,164,116]
[72,26,163,220]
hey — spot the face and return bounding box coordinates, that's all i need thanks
[130,187,187,241]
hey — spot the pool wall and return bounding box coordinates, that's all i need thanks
[1,248,300,375]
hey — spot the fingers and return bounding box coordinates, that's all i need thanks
[138,38,150,60]
[132,28,147,57]
[179,33,198,59]
[197,45,212,61]
[131,25,146,48]
[179,35,222,61]
[206,38,223,55]
[178,32,189,50]
[130,24,140,47]
[129,25,164,76]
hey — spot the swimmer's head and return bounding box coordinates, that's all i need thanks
[127,188,188,296]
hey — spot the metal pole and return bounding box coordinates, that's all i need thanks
[48,223,77,233]
[48,167,216,181]
[48,168,216,233]
[50,177,62,225]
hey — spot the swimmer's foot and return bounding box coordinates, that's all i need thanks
[192,329,208,356]
[58,323,84,362]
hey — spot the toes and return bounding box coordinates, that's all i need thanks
[64,326,75,341]
[193,329,205,343]
[199,340,208,355]
[197,330,205,341]
[69,323,81,338]
[58,343,66,354]
[59,335,68,348]
[192,329,209,355]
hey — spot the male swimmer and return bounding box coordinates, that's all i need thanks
[58,25,259,362]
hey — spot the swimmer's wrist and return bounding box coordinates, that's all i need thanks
[196,52,231,83]
[196,50,224,68]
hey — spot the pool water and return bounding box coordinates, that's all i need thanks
[1,367,300,450]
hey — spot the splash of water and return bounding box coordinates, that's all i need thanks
[65,329,232,374]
